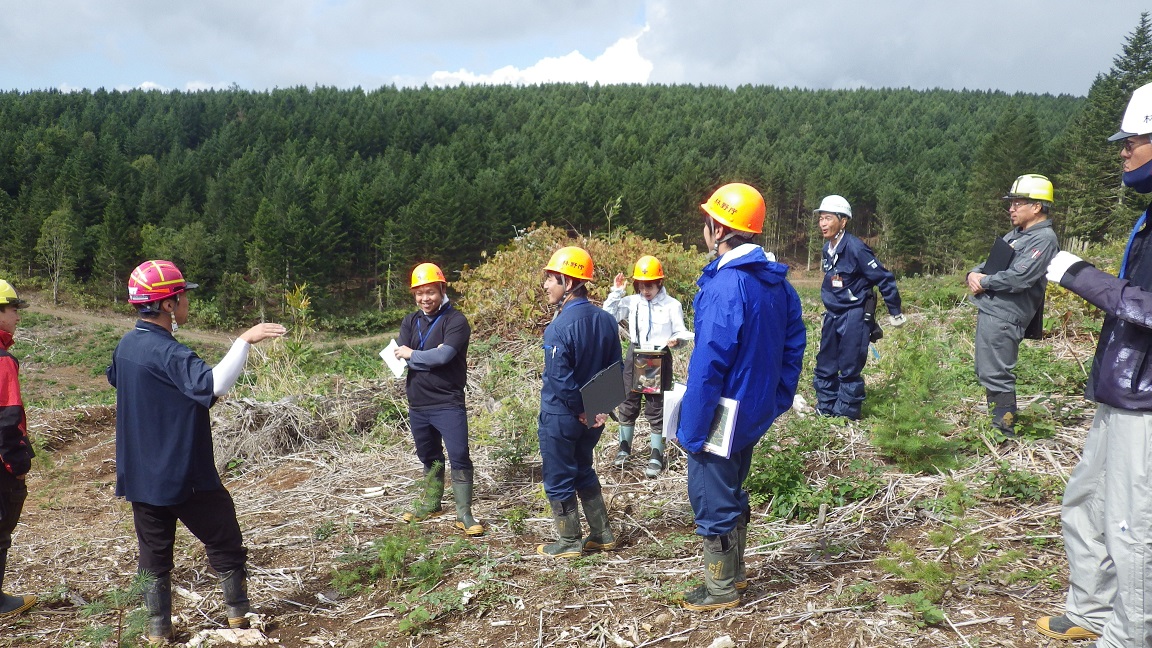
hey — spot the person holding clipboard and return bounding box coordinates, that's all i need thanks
[676,183,806,610]
[536,247,623,559]
[965,174,1059,438]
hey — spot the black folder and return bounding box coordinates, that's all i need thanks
[984,238,1015,274]
[580,361,625,419]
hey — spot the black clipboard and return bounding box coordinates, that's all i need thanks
[984,238,1015,274]
[580,360,625,419]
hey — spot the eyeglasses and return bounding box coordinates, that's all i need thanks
[1121,137,1151,153]
[1008,199,1034,211]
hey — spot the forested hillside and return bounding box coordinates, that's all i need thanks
[0,14,1149,319]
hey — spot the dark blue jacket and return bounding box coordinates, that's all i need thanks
[398,302,470,410]
[676,246,806,454]
[821,232,902,316]
[107,321,220,506]
[1064,207,1152,410]
[541,297,622,417]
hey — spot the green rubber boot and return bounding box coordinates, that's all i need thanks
[452,469,485,536]
[735,506,750,590]
[578,487,616,552]
[682,530,741,611]
[403,462,445,523]
[537,498,583,558]
[614,424,634,467]
[644,434,666,478]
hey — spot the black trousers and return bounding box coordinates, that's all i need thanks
[0,480,28,554]
[132,488,247,578]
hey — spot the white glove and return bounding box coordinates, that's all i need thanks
[792,394,812,417]
[1046,251,1083,284]
[889,313,906,328]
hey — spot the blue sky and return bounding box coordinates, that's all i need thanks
[0,1,1147,95]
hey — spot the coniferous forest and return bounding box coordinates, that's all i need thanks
[2,14,1150,319]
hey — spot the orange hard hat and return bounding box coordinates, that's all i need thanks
[544,247,594,281]
[701,183,766,234]
[632,256,665,281]
[411,262,447,289]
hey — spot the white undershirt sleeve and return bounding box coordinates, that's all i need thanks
[211,338,251,397]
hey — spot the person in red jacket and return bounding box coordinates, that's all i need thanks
[0,279,36,619]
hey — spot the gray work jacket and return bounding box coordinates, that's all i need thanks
[969,220,1060,326]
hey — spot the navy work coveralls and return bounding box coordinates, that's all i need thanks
[538,297,622,502]
[814,232,901,419]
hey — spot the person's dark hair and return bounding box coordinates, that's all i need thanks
[569,282,589,298]
[1039,201,1051,215]
[135,296,175,319]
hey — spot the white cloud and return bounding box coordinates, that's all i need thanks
[427,29,653,86]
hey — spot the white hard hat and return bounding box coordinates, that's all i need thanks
[1109,81,1152,142]
[815,195,852,218]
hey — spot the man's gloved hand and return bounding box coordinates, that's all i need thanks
[889,313,907,328]
[1047,251,1088,284]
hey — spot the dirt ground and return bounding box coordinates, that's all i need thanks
[1,393,1084,648]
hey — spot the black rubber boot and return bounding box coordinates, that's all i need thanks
[537,498,583,559]
[452,469,484,536]
[142,572,173,643]
[987,390,1018,438]
[219,567,251,629]
[614,424,634,467]
[0,549,36,619]
[403,462,445,522]
[578,487,615,552]
[681,530,741,611]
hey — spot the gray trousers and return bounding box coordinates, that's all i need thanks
[1062,404,1152,646]
[974,311,1024,394]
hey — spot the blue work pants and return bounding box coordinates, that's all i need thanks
[686,443,755,537]
[813,308,869,419]
[410,407,473,473]
[538,411,603,501]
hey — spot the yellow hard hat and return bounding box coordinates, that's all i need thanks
[632,256,665,281]
[0,280,28,308]
[701,183,766,234]
[1003,174,1054,204]
[544,247,594,281]
[410,262,447,289]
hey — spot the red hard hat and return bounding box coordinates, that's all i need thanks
[127,260,197,304]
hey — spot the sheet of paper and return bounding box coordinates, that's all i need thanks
[379,339,407,378]
[662,383,687,440]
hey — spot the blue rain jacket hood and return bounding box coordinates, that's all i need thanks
[676,245,806,454]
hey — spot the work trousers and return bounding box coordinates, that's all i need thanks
[538,411,603,502]
[813,308,869,419]
[1062,404,1152,647]
[0,480,27,555]
[685,443,755,537]
[132,488,247,578]
[410,407,472,473]
[974,311,1024,394]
